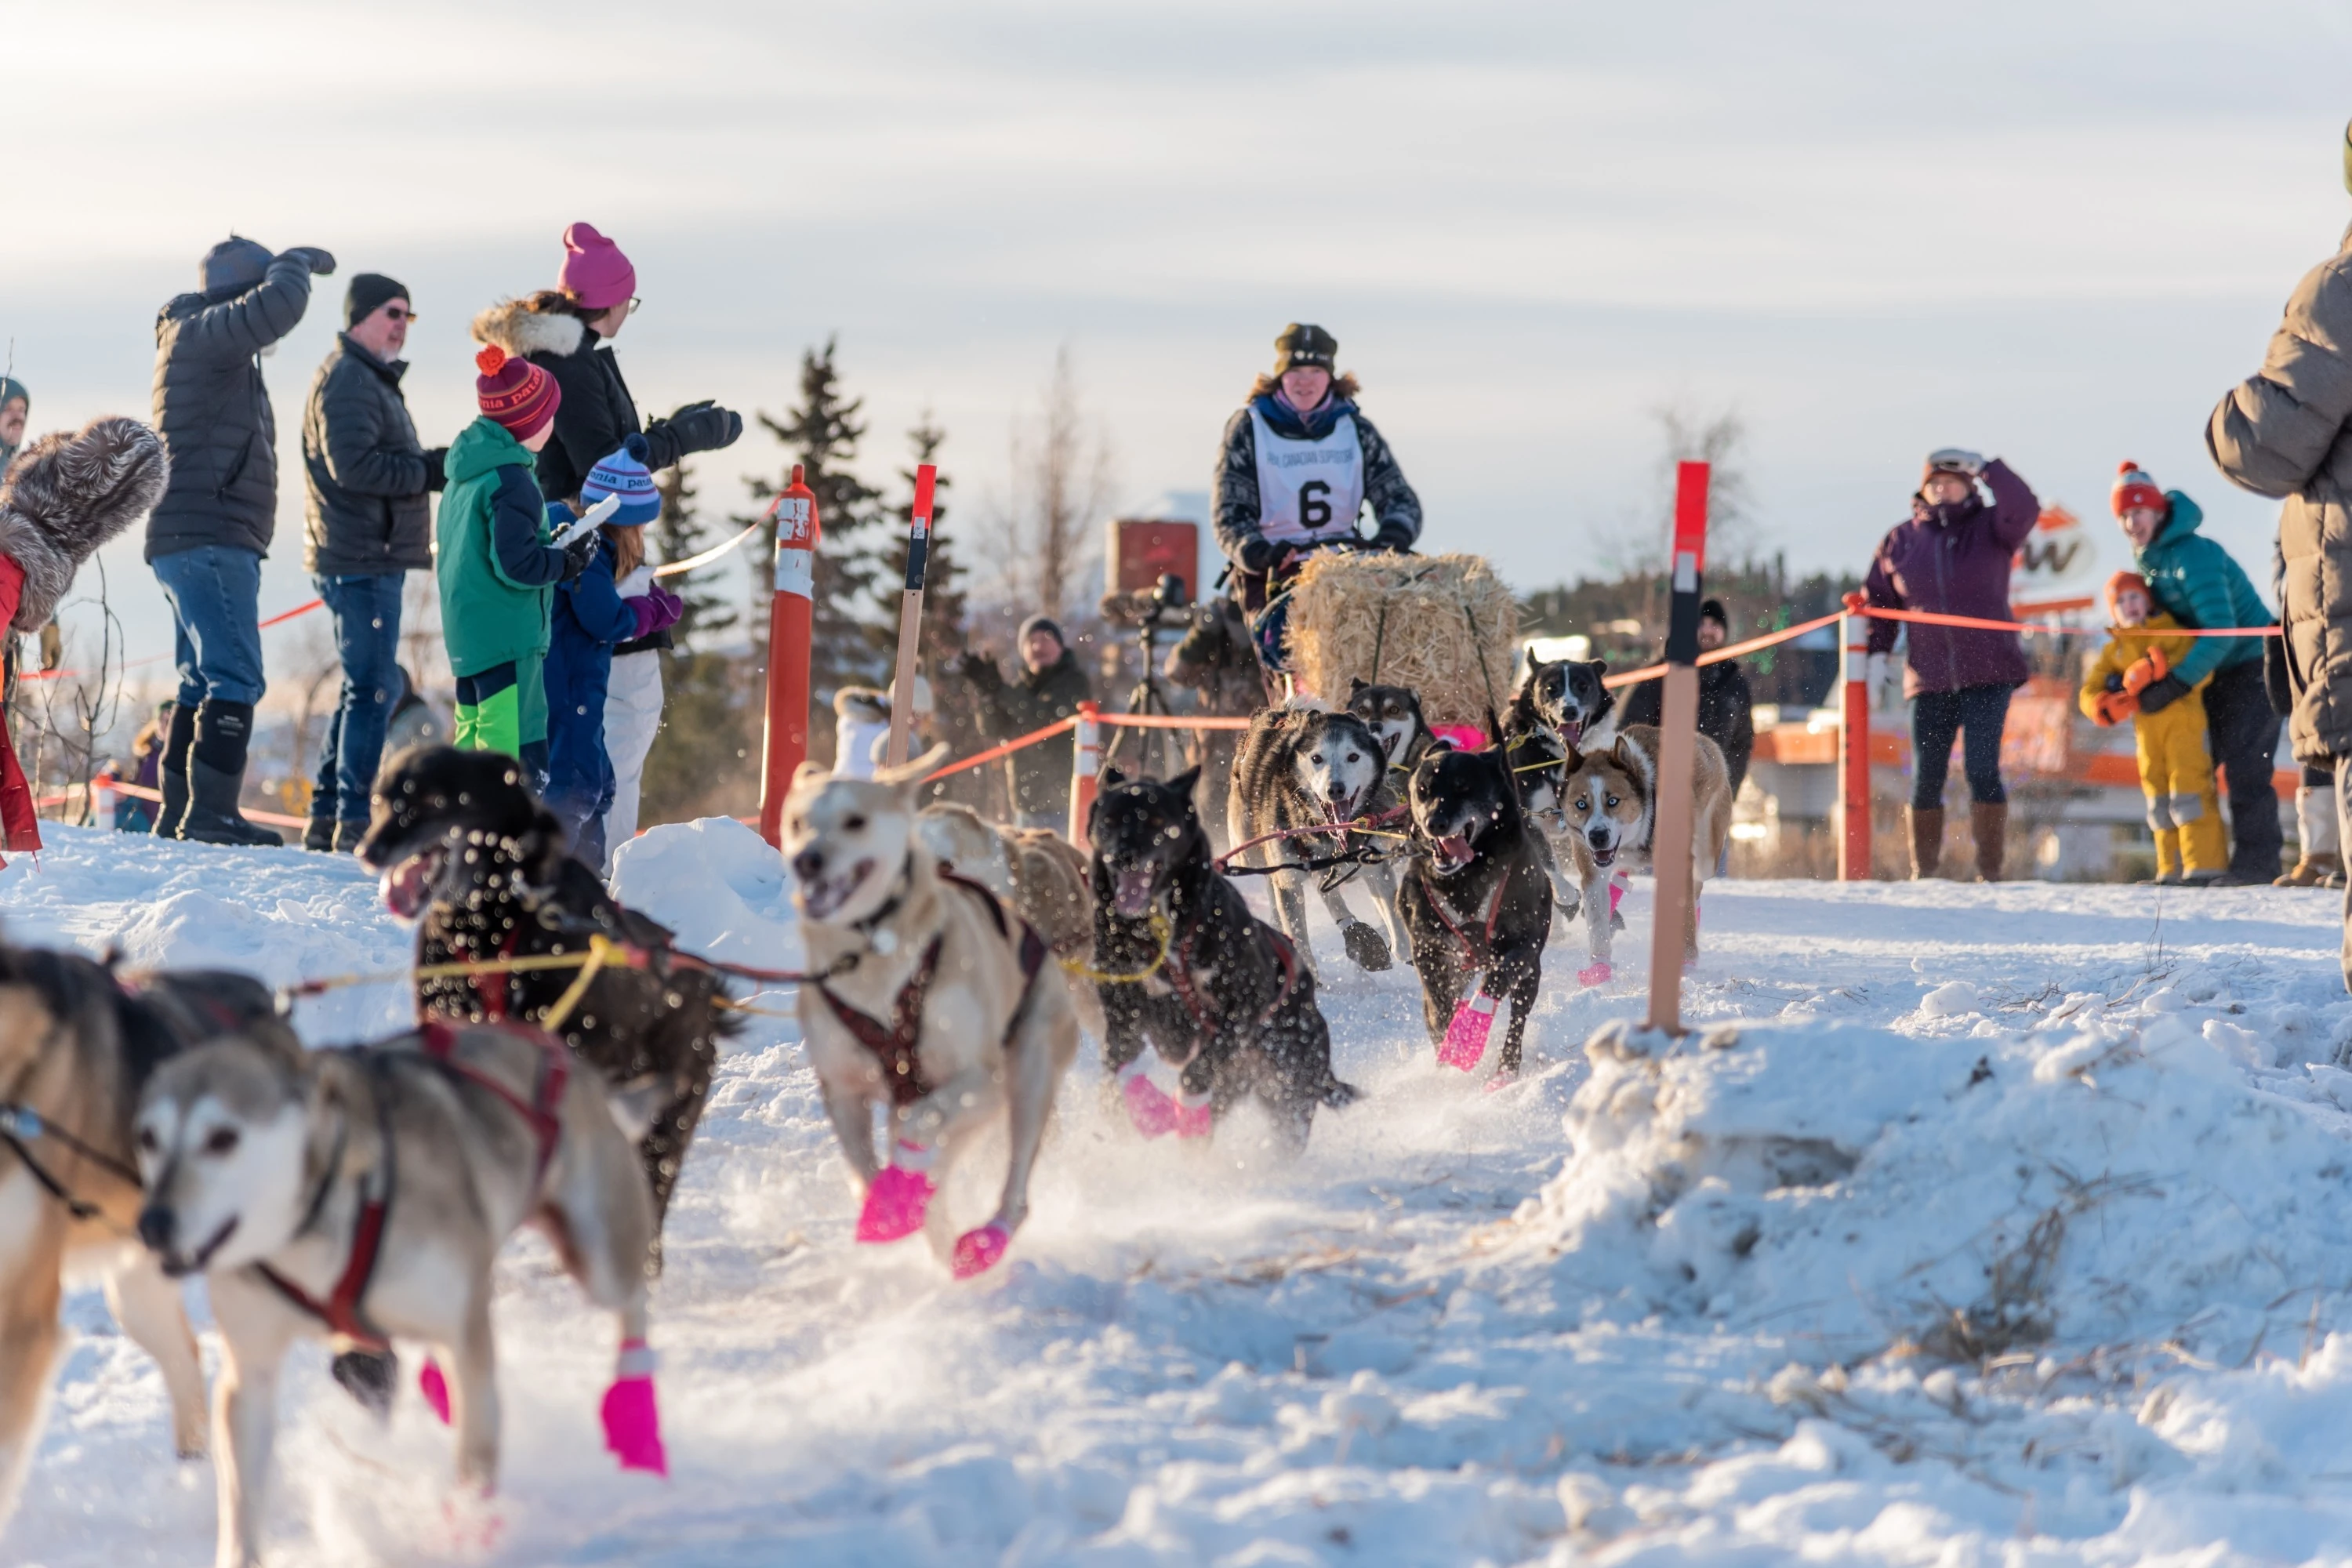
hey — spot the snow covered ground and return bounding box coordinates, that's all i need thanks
[12,818,2352,1566]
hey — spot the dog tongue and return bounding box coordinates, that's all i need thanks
[1113,866,1157,916]
[379,855,434,920]
[1437,834,1473,867]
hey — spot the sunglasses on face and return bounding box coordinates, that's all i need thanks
[383,305,413,322]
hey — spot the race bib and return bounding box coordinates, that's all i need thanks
[1250,408,1365,547]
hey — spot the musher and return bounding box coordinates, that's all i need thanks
[1210,323,1422,673]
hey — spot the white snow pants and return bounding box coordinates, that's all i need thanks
[604,651,665,868]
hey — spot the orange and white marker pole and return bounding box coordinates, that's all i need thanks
[1646,461,1708,1036]
[1838,591,1872,880]
[1069,700,1102,848]
[884,463,938,768]
[757,465,818,848]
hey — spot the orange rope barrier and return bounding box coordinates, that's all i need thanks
[920,717,1079,782]
[21,597,328,683]
[1094,712,1254,731]
[107,780,310,830]
[1602,611,1844,690]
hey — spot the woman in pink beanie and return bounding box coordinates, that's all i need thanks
[469,221,743,506]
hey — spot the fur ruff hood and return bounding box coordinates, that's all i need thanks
[0,417,168,632]
[473,297,587,360]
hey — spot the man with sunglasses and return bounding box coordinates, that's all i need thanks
[298,272,446,852]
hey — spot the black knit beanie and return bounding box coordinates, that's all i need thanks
[344,273,409,329]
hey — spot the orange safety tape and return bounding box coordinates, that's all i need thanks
[107,780,310,831]
[21,597,328,684]
[1602,610,1845,690]
[920,717,1080,782]
[1094,712,1254,731]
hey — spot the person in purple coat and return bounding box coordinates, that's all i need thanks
[1863,448,2041,882]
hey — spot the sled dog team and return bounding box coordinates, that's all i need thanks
[0,660,1719,1564]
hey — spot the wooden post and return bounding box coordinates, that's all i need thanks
[1838,598,1873,880]
[1646,461,1709,1036]
[884,463,938,768]
[756,466,818,848]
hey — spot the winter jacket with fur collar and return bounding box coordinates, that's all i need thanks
[2209,222,2352,764]
[0,418,169,849]
[145,253,313,561]
[474,299,684,505]
[1212,391,1421,573]
[301,332,434,575]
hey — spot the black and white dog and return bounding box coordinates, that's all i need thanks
[1346,677,1441,779]
[1227,706,1412,975]
[1512,656,1617,750]
[1091,767,1357,1152]
[356,745,734,1254]
[1398,733,1552,1083]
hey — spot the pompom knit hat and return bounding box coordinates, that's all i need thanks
[2105,570,2151,612]
[474,344,560,441]
[581,434,661,525]
[557,222,636,310]
[2111,461,2164,518]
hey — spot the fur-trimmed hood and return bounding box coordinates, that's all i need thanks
[472,296,587,361]
[0,417,168,632]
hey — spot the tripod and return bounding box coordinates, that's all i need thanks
[1101,612,1196,783]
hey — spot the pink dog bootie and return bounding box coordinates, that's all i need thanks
[601,1338,667,1477]
[855,1142,936,1243]
[951,1224,1011,1279]
[419,1358,451,1425]
[1577,960,1613,989]
[1173,1090,1215,1140]
[1118,1058,1179,1138]
[1438,984,1497,1071]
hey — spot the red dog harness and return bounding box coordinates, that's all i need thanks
[1160,913,1304,1042]
[1417,862,1515,971]
[814,872,1047,1109]
[255,1023,572,1348]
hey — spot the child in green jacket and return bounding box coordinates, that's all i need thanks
[436,344,594,780]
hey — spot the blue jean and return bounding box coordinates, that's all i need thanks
[1911,683,2012,808]
[310,572,405,822]
[152,545,265,709]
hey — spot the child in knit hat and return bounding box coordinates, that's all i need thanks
[436,344,594,779]
[543,433,684,866]
[2078,569,2226,884]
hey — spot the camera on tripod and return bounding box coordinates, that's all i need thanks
[1100,572,1196,630]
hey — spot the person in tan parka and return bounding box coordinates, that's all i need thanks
[2207,116,2352,983]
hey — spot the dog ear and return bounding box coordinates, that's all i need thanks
[874,742,951,790]
[790,760,829,792]
[1593,659,1610,678]
[1101,764,1127,789]
[1348,676,1367,695]
[1168,764,1202,802]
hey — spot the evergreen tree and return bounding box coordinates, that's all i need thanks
[740,337,887,695]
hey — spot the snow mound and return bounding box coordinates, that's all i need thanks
[610,815,801,971]
[1513,1012,2352,1360]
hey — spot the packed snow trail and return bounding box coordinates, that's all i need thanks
[10,819,2352,1565]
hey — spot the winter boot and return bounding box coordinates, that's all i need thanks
[150,702,196,839]
[2277,784,2343,886]
[303,815,336,852]
[177,700,281,847]
[1907,806,1944,880]
[331,819,369,855]
[1971,801,2007,883]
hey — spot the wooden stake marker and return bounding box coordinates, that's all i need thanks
[1646,460,1709,1036]
[884,463,938,768]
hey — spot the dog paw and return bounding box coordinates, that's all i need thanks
[419,1358,452,1425]
[951,1223,1012,1279]
[1121,1072,1179,1138]
[1577,961,1613,989]
[330,1348,398,1419]
[601,1364,669,1476]
[855,1165,936,1243]
[1483,1067,1520,1094]
[1341,920,1392,971]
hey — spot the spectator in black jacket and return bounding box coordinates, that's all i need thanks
[470,222,741,506]
[959,615,1095,833]
[299,273,444,853]
[147,235,335,845]
[1620,598,1756,797]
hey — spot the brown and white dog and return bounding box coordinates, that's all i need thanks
[784,750,1081,1279]
[1558,725,1733,985]
[914,801,1105,1040]
[135,1022,668,1568]
[0,949,299,1539]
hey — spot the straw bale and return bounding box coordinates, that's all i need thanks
[1286,552,1519,728]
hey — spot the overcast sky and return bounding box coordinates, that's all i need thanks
[9,0,2352,688]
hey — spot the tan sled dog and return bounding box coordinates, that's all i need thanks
[1560,725,1733,979]
[0,949,299,1538]
[136,1023,667,1568]
[916,801,1104,1039]
[786,749,1081,1279]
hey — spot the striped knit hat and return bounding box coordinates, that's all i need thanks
[582,434,660,525]
[474,343,559,441]
[2111,460,2163,518]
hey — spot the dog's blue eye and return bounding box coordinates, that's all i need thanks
[1607,795,1620,808]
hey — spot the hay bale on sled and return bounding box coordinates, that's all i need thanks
[1286,552,1519,729]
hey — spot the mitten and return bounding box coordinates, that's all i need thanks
[2136,673,2189,714]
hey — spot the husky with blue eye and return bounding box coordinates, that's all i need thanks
[1559,726,1733,985]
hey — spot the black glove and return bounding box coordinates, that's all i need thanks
[662,402,743,456]
[956,651,1002,691]
[1372,520,1416,554]
[1236,536,1283,574]
[422,447,448,493]
[2103,672,2124,694]
[281,246,337,276]
[2136,673,2189,714]
[2264,631,2294,717]
[559,532,602,583]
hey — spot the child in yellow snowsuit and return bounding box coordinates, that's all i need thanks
[2079,570,2225,884]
